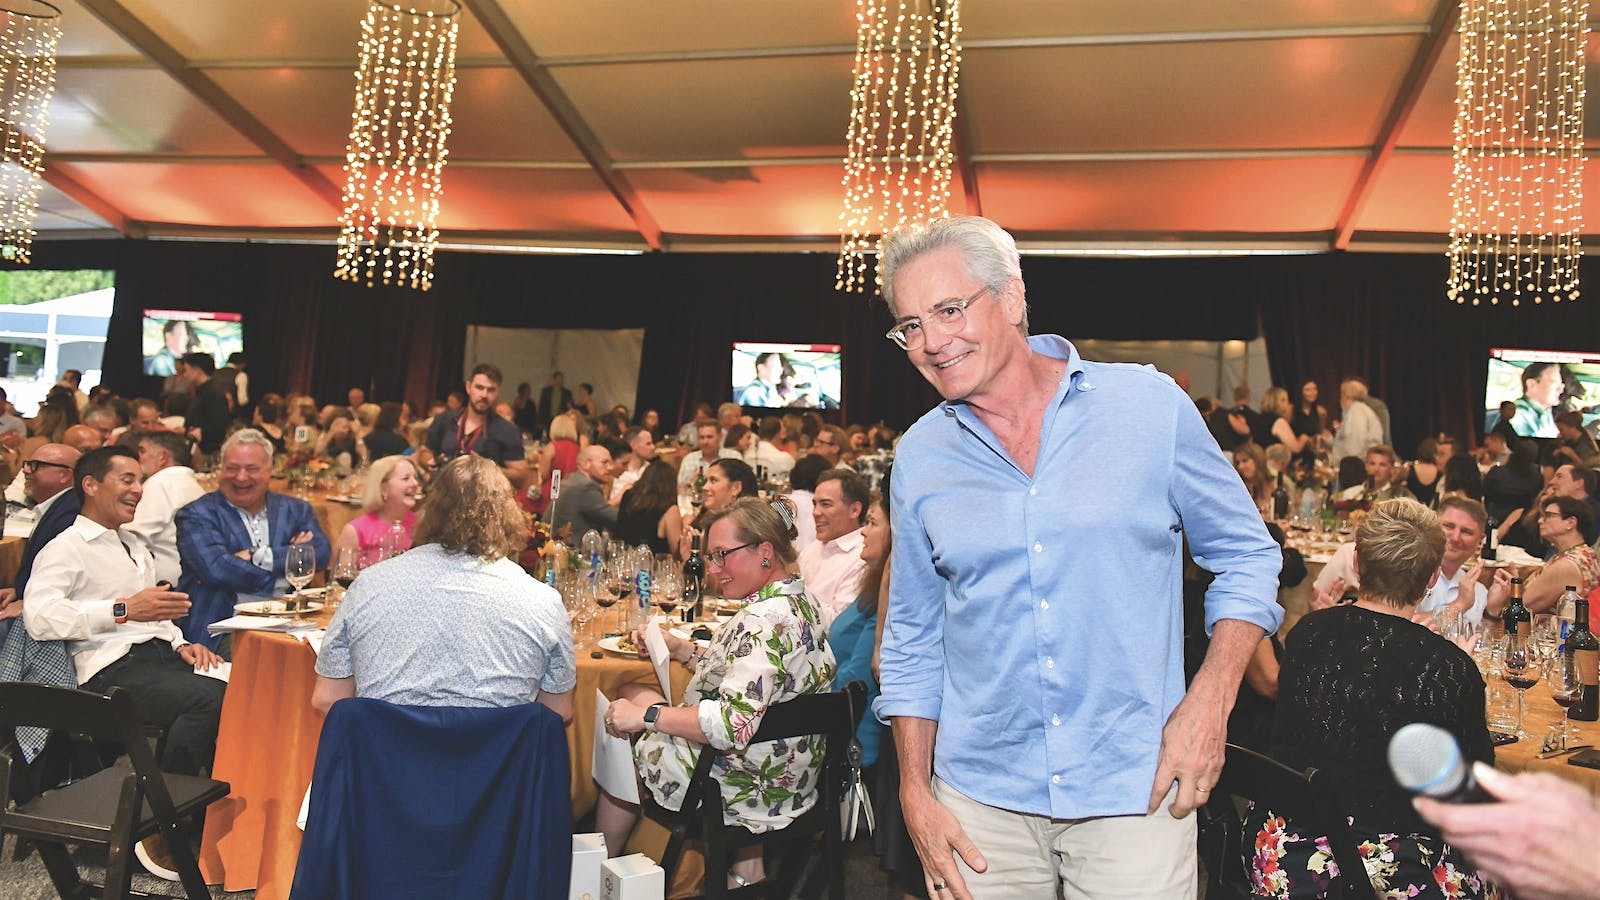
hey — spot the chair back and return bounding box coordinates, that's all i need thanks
[1206,743,1378,900]
[0,684,177,812]
[291,698,571,900]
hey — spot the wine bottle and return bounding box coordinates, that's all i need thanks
[1503,577,1530,635]
[1483,514,1499,561]
[682,531,705,623]
[1569,598,1599,722]
[692,466,706,506]
[1272,481,1289,520]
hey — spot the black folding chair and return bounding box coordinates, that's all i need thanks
[0,684,230,900]
[639,680,867,900]
[1199,742,1379,900]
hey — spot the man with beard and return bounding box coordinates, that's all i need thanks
[422,363,527,482]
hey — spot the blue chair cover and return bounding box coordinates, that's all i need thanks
[291,699,571,900]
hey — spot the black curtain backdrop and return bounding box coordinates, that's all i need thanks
[11,238,1600,451]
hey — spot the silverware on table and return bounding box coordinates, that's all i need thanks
[1537,743,1594,760]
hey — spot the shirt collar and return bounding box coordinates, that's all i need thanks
[939,334,1090,422]
[227,498,269,520]
[34,488,70,518]
[826,527,865,552]
[67,514,116,543]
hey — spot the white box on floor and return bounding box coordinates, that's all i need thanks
[570,832,607,900]
[601,853,664,900]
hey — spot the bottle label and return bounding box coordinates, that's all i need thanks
[1579,648,1599,687]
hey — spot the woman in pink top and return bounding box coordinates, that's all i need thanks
[335,456,419,567]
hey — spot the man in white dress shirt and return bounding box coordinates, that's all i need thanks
[797,468,870,626]
[1422,496,1490,624]
[126,430,205,585]
[23,447,225,773]
[608,426,657,503]
[677,421,738,487]
[744,417,795,480]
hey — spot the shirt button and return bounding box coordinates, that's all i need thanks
[1052,775,1061,785]
[1033,542,1043,553]
[1029,487,1038,496]
[1040,600,1049,610]
[1052,715,1061,726]
[1046,657,1055,669]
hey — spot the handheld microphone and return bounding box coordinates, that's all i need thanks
[1387,723,1494,804]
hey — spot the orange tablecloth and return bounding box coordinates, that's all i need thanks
[198,627,689,899]
[1492,679,1600,795]
[0,534,24,587]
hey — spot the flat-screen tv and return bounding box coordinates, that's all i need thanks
[731,342,842,410]
[1485,347,1600,438]
[142,310,243,377]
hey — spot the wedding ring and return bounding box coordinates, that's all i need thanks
[932,882,948,892]
[1195,786,1210,793]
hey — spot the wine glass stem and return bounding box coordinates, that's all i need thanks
[1516,689,1526,738]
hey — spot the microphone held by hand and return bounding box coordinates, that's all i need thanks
[1387,723,1494,804]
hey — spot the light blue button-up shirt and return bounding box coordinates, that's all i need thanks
[876,335,1283,819]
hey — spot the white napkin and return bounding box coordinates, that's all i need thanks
[591,688,640,804]
[642,620,672,697]
[299,630,326,655]
[193,661,231,683]
[207,615,295,634]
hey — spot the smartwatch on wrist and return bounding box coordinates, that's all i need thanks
[112,601,128,625]
[643,702,668,732]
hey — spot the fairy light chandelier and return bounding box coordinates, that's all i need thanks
[334,0,460,292]
[0,0,60,266]
[1447,0,1588,307]
[836,0,962,294]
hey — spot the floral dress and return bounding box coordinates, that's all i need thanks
[634,576,836,833]
[1247,808,1497,899]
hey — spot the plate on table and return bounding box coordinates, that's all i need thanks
[236,599,325,617]
[598,635,643,657]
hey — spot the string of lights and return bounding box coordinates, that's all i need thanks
[334,0,460,292]
[0,0,59,266]
[836,0,962,294]
[1447,0,1588,307]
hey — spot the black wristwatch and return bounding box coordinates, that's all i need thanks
[643,702,668,732]
[112,601,128,625]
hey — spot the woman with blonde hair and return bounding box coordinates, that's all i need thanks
[1258,386,1311,454]
[531,410,581,518]
[600,496,835,888]
[334,455,420,566]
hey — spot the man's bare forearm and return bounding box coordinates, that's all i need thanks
[1191,619,1266,705]
[893,716,938,800]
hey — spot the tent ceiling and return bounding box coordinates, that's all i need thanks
[27,0,1597,254]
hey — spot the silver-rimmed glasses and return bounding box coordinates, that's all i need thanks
[884,284,994,350]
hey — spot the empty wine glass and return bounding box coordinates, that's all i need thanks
[1547,652,1583,745]
[331,546,358,604]
[1500,629,1543,739]
[285,544,316,619]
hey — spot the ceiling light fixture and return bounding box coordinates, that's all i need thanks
[0,0,59,265]
[1447,0,1588,307]
[334,0,460,292]
[836,0,962,294]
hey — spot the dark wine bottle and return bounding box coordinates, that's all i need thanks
[1503,577,1530,635]
[1482,513,1499,561]
[1569,598,1599,722]
[682,531,705,623]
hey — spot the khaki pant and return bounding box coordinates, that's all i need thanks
[931,776,1197,900]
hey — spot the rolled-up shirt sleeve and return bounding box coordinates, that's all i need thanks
[1169,400,1284,636]
[874,453,946,725]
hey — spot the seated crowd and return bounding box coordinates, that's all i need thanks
[0,356,899,888]
[8,340,1600,897]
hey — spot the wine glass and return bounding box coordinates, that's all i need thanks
[284,544,316,619]
[331,546,358,604]
[1500,629,1543,739]
[568,577,597,650]
[1547,652,1583,746]
[1531,614,1560,659]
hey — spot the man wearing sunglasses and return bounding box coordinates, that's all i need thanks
[1,444,84,625]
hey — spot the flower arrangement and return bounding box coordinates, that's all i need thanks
[281,450,334,483]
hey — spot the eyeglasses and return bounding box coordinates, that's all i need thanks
[706,542,758,567]
[884,284,994,350]
[1539,509,1571,520]
[21,459,70,474]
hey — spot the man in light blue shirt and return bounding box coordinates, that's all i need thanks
[874,217,1282,899]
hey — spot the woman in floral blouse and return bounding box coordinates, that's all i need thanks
[602,496,836,888]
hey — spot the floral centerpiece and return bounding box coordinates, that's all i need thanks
[281,450,335,486]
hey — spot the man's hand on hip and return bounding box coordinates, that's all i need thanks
[902,787,986,900]
[1147,684,1228,819]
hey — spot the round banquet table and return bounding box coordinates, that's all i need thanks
[197,622,690,899]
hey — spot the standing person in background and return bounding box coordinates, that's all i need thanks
[214,352,248,422]
[573,382,599,420]
[511,382,540,436]
[1330,380,1383,464]
[537,371,574,436]
[181,352,231,458]
[421,364,526,484]
[874,216,1281,900]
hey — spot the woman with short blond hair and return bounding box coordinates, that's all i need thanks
[333,455,420,566]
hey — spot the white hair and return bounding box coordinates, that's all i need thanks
[221,427,275,463]
[878,216,1028,332]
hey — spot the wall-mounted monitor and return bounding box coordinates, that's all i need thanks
[731,342,841,410]
[1485,347,1600,438]
[142,309,243,377]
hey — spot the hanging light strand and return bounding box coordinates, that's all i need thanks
[0,0,59,265]
[836,0,962,294]
[1447,0,1588,307]
[335,0,460,292]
